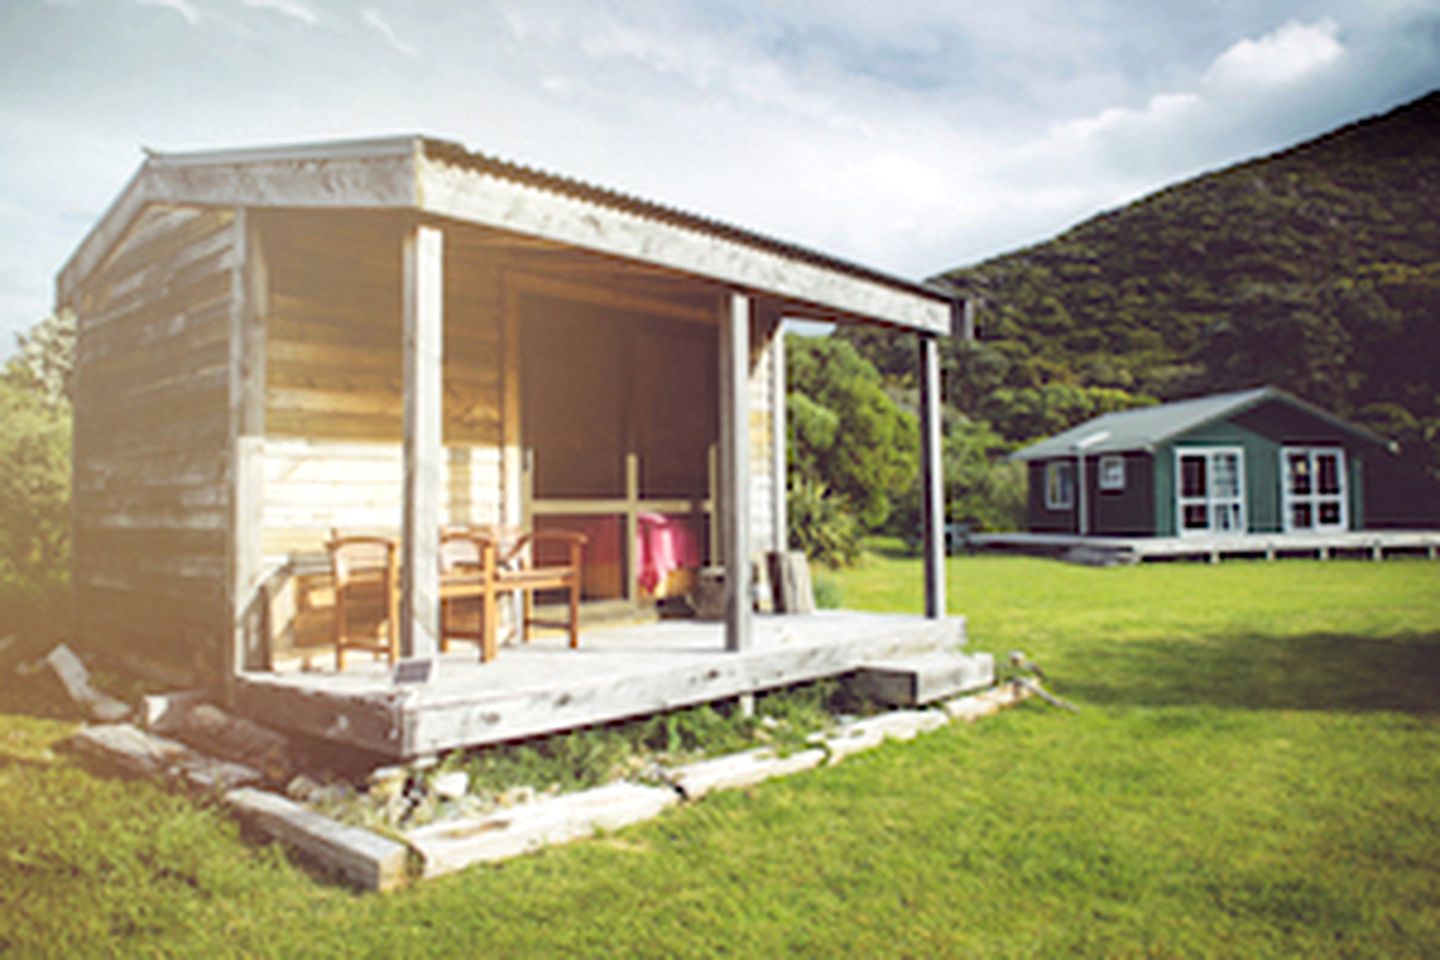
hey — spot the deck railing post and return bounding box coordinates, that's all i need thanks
[401,223,444,660]
[720,292,752,651]
[919,332,945,619]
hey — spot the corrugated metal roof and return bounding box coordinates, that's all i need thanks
[418,138,951,305]
[1011,386,1388,460]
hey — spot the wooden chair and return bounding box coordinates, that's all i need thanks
[326,534,399,671]
[438,530,493,654]
[440,528,587,662]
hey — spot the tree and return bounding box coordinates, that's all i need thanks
[786,335,917,535]
[0,311,76,640]
[3,309,76,408]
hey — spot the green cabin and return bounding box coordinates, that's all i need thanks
[1012,387,1393,538]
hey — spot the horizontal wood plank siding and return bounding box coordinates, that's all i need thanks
[259,440,502,556]
[72,205,237,679]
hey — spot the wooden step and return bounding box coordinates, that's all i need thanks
[850,651,995,707]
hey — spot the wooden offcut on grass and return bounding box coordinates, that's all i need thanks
[3,554,1438,957]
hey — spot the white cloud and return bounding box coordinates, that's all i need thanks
[135,0,201,26]
[1204,19,1344,88]
[1052,91,1200,144]
[361,9,417,58]
[244,0,317,27]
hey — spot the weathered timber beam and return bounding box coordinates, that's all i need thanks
[719,293,752,652]
[919,333,945,619]
[401,223,444,659]
[420,160,949,333]
[227,209,268,698]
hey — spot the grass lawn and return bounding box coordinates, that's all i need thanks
[3,554,1438,957]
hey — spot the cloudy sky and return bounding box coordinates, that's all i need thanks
[1,1,1437,349]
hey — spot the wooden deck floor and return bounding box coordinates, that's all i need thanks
[235,611,970,759]
[968,529,1440,565]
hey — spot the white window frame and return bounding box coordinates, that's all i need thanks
[1045,460,1074,511]
[1175,446,1246,537]
[1098,454,1125,491]
[1281,446,1348,533]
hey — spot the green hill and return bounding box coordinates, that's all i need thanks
[852,91,1440,477]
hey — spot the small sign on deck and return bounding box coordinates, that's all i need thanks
[392,658,436,686]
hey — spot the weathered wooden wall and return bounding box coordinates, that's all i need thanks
[72,204,237,681]
[260,215,504,557]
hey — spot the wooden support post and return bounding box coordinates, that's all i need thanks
[707,443,720,563]
[401,224,444,660]
[919,333,945,619]
[226,209,267,703]
[625,452,640,603]
[771,316,787,553]
[720,293,752,651]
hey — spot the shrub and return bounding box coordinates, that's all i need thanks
[0,380,71,640]
[787,479,862,568]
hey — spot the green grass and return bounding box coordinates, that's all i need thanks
[3,554,1438,957]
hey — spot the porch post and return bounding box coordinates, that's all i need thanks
[400,223,444,660]
[919,332,946,619]
[720,292,752,651]
[225,208,267,702]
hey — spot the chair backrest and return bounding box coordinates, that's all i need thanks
[327,536,395,586]
[439,532,481,573]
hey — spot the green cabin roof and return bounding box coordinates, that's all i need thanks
[1011,386,1389,461]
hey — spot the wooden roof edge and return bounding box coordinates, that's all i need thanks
[417,136,951,312]
[56,136,956,334]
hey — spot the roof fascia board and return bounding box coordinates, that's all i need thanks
[57,142,420,305]
[142,135,418,168]
[56,164,151,307]
[417,156,950,333]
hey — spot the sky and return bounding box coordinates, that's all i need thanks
[1,0,1437,351]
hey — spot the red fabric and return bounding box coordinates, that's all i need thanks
[637,513,701,593]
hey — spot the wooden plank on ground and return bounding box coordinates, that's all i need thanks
[839,709,949,744]
[44,644,131,722]
[70,723,261,792]
[665,746,827,800]
[940,681,1034,722]
[167,703,296,783]
[407,782,678,878]
[226,787,410,892]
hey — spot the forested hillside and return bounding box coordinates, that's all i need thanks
[843,91,1440,483]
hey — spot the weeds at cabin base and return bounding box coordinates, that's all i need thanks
[313,677,885,831]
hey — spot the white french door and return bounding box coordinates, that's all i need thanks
[1176,447,1246,536]
[1281,447,1347,532]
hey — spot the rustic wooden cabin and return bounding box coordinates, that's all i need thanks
[57,136,974,757]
